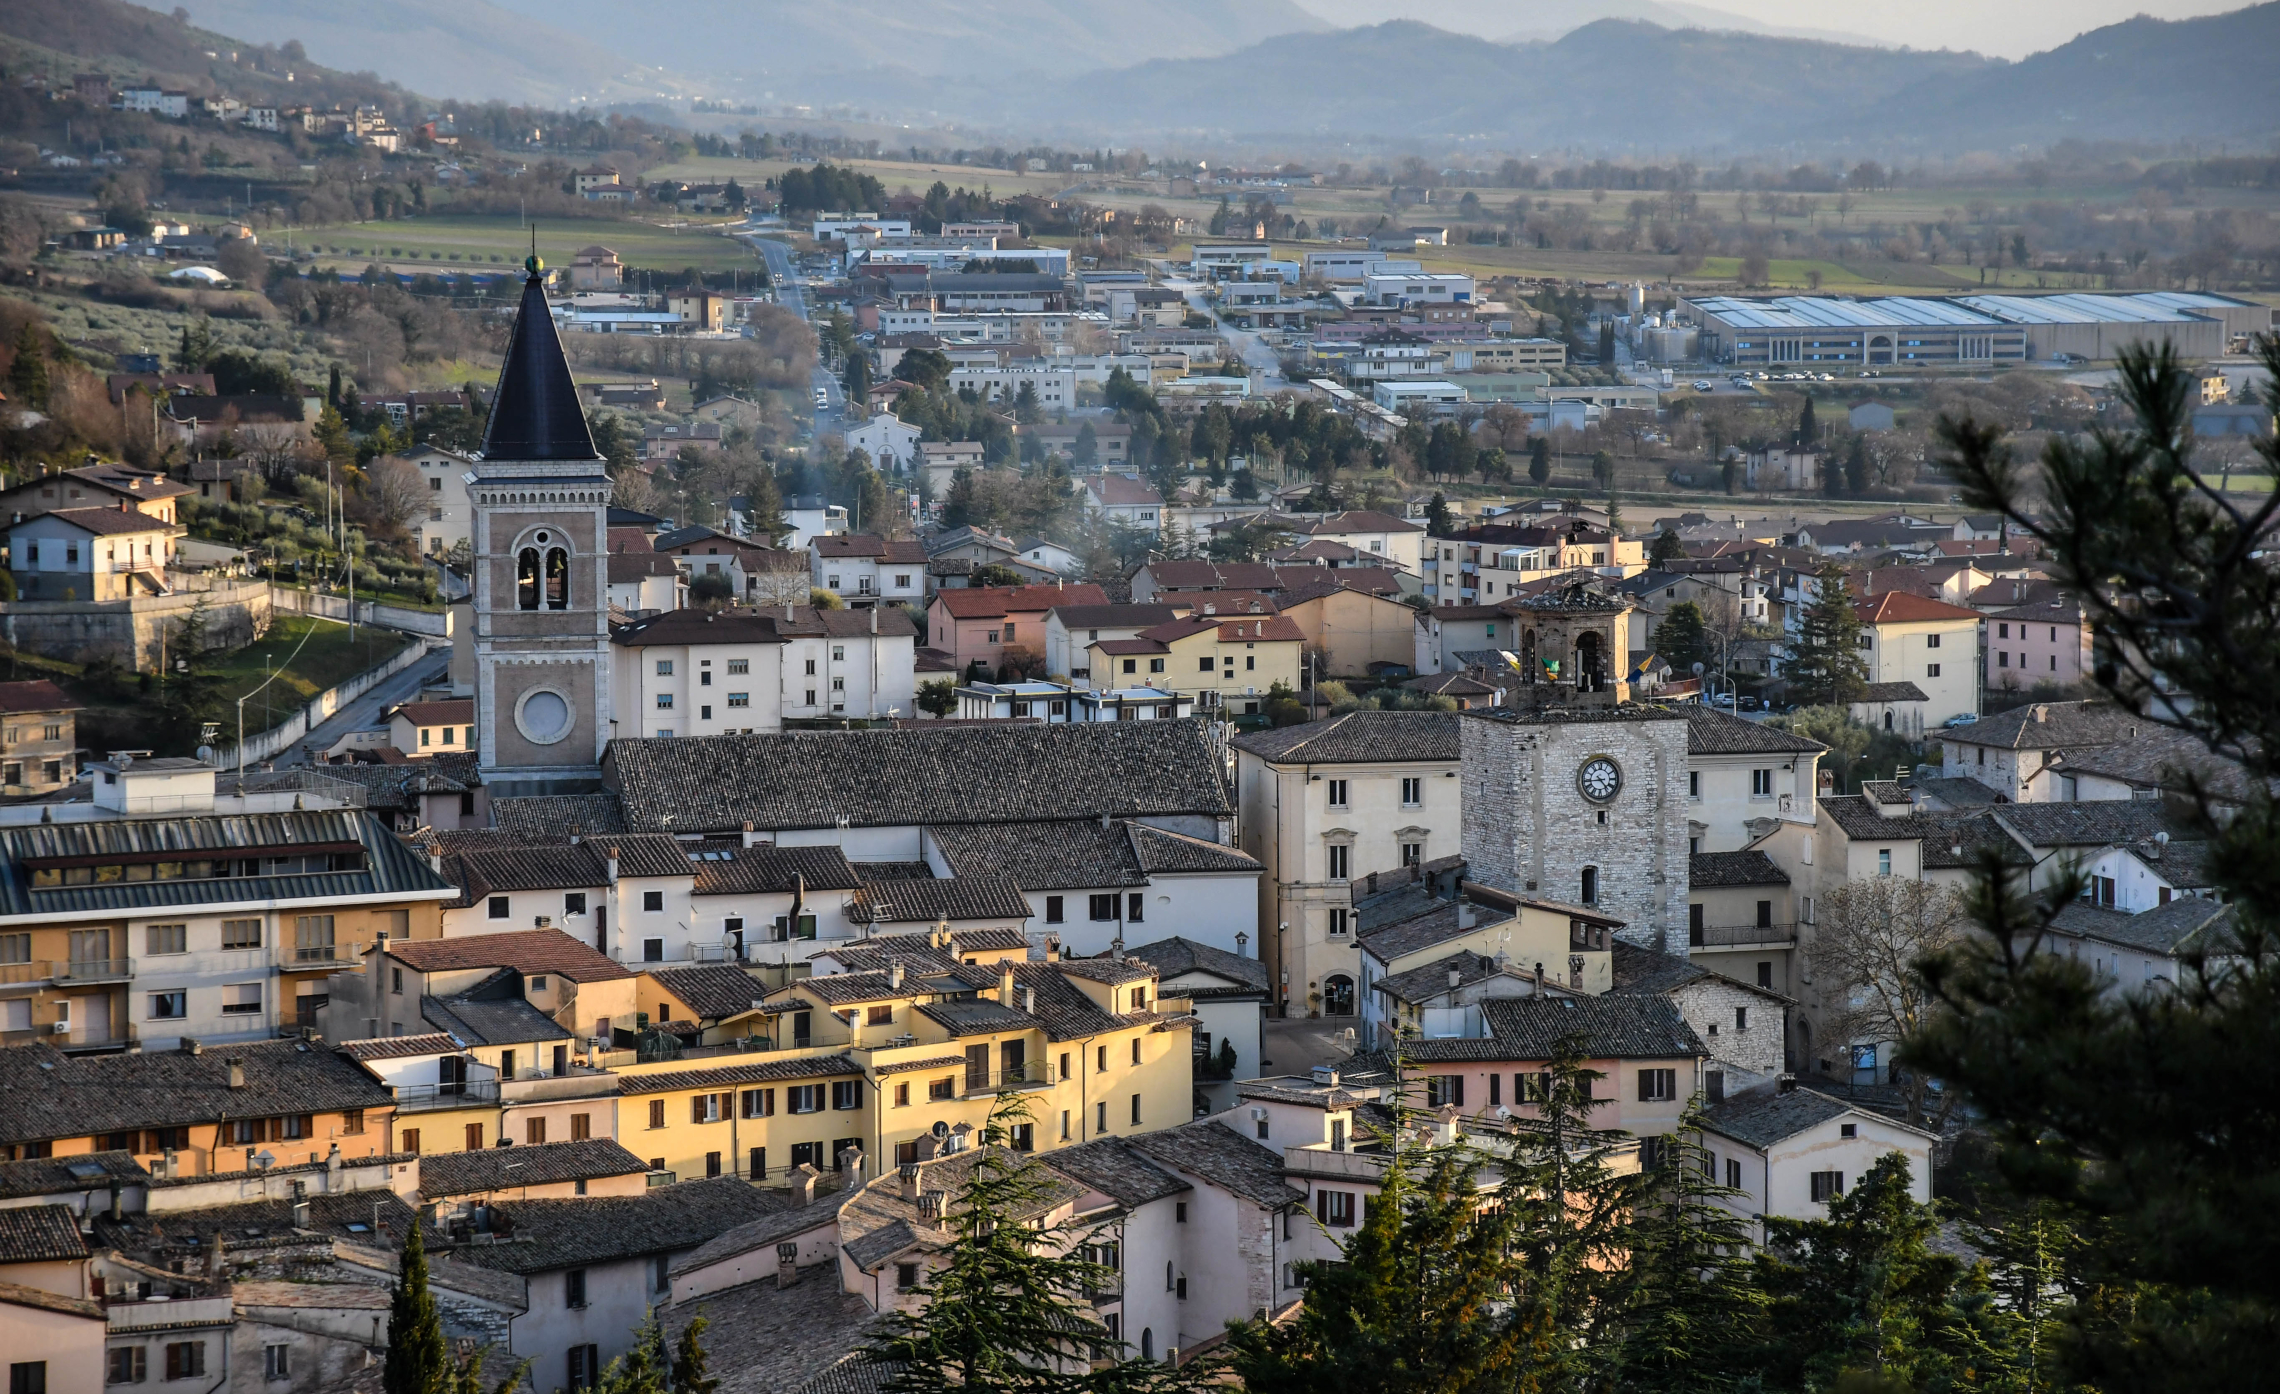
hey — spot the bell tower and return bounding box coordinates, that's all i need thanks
[471,255,614,793]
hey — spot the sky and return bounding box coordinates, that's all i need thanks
[1285,0,2255,59]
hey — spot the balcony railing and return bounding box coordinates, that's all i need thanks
[0,960,53,986]
[394,1080,502,1112]
[1689,923,1797,948]
[58,958,131,982]
[292,945,340,963]
[107,1296,235,1330]
[962,1061,1056,1096]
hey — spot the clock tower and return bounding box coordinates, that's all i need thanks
[470,256,614,793]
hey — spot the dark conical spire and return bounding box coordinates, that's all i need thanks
[479,256,600,462]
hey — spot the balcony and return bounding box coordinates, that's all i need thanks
[0,960,54,986]
[394,1079,502,1112]
[961,1061,1056,1097]
[108,1295,235,1330]
[1283,1144,1391,1181]
[292,945,342,964]
[58,958,131,983]
[1689,923,1797,949]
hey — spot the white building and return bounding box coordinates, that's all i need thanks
[1853,592,1982,728]
[843,411,924,474]
[1231,711,1465,1019]
[1370,381,1466,415]
[946,366,1075,413]
[402,444,477,556]
[609,605,920,735]
[1303,252,1420,282]
[809,535,928,607]
[1699,1078,1937,1241]
[7,508,181,602]
[1081,474,1164,533]
[1362,272,1474,308]
[1682,707,1825,855]
[920,818,1263,959]
[1191,245,1272,279]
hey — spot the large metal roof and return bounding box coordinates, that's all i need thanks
[1690,296,2005,332]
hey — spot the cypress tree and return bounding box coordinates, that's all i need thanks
[8,323,49,411]
[383,1223,448,1394]
[1529,436,1551,486]
[1797,396,1818,446]
[1605,1108,1769,1394]
[1504,1037,1638,1391]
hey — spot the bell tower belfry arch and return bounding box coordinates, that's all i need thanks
[471,255,614,792]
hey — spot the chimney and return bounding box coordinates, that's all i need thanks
[1447,967,1462,991]
[888,961,905,990]
[181,1037,202,1056]
[108,1181,122,1221]
[788,1163,819,1205]
[605,846,620,884]
[1456,895,1475,930]
[775,1241,801,1290]
[292,1198,311,1229]
[898,1163,923,1200]
[921,1190,951,1230]
[836,1146,864,1185]
[2032,705,2048,723]
[226,1058,246,1089]
[1020,985,1035,1014]
[869,607,878,634]
[1776,1073,1797,1094]
[998,962,1016,1005]
[1533,962,1544,992]
[1044,934,1061,962]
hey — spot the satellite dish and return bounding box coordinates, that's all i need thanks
[1691,662,1706,677]
[930,1120,949,1139]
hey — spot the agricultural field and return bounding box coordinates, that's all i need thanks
[291,212,768,278]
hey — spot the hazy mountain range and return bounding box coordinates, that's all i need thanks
[28,0,2280,152]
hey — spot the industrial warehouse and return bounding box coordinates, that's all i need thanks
[1683,290,2265,366]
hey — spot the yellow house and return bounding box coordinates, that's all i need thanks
[600,926,1197,1185]
[1088,614,1304,717]
[1270,582,1423,679]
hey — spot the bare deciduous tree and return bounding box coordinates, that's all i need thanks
[1807,876,1968,1126]
[362,455,428,538]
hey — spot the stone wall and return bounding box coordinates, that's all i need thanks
[1459,706,1690,953]
[0,577,272,667]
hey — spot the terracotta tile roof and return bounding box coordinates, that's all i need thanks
[1855,591,1983,624]
[383,928,633,982]
[450,1177,795,1275]
[390,699,472,726]
[692,844,863,896]
[35,506,182,536]
[847,873,1031,924]
[932,583,1109,618]
[1689,851,1790,888]
[647,964,769,1020]
[0,680,78,715]
[1232,710,1460,763]
[0,1150,147,1200]
[613,1053,862,1096]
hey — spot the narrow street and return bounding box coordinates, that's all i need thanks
[746,230,845,431]
[273,643,449,768]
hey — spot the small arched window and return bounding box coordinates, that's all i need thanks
[1580,866,1599,906]
[516,548,540,611]
[545,547,570,610]
[1140,1328,1154,1362]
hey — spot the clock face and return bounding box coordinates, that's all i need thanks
[1578,756,1622,803]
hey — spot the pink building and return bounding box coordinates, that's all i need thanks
[1988,598,2092,690]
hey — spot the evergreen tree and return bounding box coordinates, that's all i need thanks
[1227,1057,1534,1394]
[1656,600,1712,675]
[1426,491,1456,538]
[1606,1109,1769,1394]
[1845,434,1870,496]
[1912,336,2280,1391]
[939,467,980,529]
[843,353,873,405]
[1753,1154,2002,1392]
[327,362,344,409]
[594,1314,670,1394]
[1797,396,1819,446]
[865,1096,1198,1393]
[1649,530,1686,567]
[7,322,49,411]
[445,1345,527,1394]
[383,1222,448,1394]
[1529,436,1552,486]
[1780,565,1867,705]
[670,1316,719,1394]
[156,598,232,756]
[1073,422,1098,469]
[1503,1038,1640,1390]
[1824,437,1847,498]
[315,404,355,464]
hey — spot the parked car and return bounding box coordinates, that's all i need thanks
[1942,713,1980,729]
[1692,379,1714,391]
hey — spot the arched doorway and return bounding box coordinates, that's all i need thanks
[1322,975,1355,1016]
[1868,335,1894,364]
[1575,631,1605,691]
[1141,1329,1154,1361]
